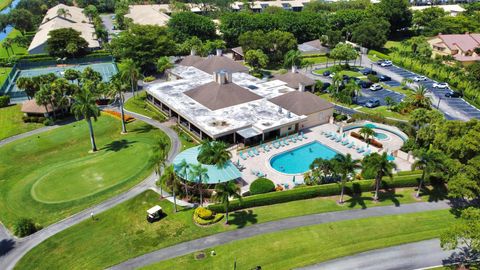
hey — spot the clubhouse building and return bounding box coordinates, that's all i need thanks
[145,51,333,145]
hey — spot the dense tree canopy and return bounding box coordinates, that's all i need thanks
[109,24,176,72]
[369,0,412,33]
[239,30,297,65]
[351,18,389,49]
[168,12,217,42]
[412,7,447,30]
[46,28,88,57]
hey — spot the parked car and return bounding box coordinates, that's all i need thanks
[379,75,391,81]
[369,83,383,91]
[350,77,360,82]
[361,68,377,75]
[433,82,449,89]
[342,74,350,80]
[413,76,427,82]
[329,73,335,78]
[445,91,463,98]
[320,82,331,92]
[380,60,392,67]
[357,80,373,88]
[322,70,331,76]
[365,98,381,108]
[376,59,386,65]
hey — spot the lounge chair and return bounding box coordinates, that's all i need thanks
[251,169,258,175]
[273,141,280,149]
[253,148,260,155]
[335,136,342,143]
[301,132,308,139]
[357,147,365,153]
[263,144,270,152]
[320,131,325,135]
[330,134,336,140]
[342,139,349,146]
[290,135,297,143]
[297,133,303,141]
[363,149,371,156]
[239,151,247,160]
[347,142,355,148]
[248,149,255,157]
[283,138,289,145]
[325,132,332,138]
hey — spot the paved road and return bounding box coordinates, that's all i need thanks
[0,101,182,270]
[109,201,450,270]
[0,119,74,147]
[298,239,451,270]
[100,14,121,42]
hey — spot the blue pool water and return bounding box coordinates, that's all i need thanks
[374,132,388,140]
[270,141,339,174]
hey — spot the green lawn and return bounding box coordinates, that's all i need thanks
[124,92,167,120]
[316,93,358,109]
[17,186,440,270]
[174,125,199,150]
[313,67,364,78]
[0,29,28,58]
[0,0,12,11]
[0,104,43,141]
[0,66,11,85]
[144,210,453,270]
[302,54,329,64]
[358,106,410,121]
[0,115,169,230]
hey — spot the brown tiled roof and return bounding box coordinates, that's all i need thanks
[438,34,480,52]
[273,71,315,89]
[185,81,262,110]
[231,46,244,56]
[21,99,54,114]
[192,55,249,74]
[269,91,333,116]
[178,55,203,66]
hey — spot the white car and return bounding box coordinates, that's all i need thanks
[433,82,449,89]
[413,76,427,82]
[369,84,383,91]
[380,60,392,67]
[328,73,335,78]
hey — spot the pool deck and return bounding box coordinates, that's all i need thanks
[231,123,412,193]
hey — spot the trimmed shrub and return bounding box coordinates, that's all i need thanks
[193,213,224,225]
[143,76,156,83]
[250,178,275,195]
[14,218,38,237]
[0,95,10,107]
[208,174,424,213]
[43,118,54,126]
[195,207,214,220]
[367,74,379,83]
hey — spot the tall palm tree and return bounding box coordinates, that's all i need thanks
[177,159,190,197]
[359,126,374,142]
[2,38,12,57]
[34,85,52,116]
[211,141,231,168]
[331,73,343,94]
[120,58,141,97]
[284,50,302,70]
[190,163,209,206]
[164,165,178,212]
[108,74,129,133]
[411,149,444,198]
[362,153,397,201]
[213,181,242,224]
[408,85,432,109]
[333,154,361,203]
[64,69,81,84]
[71,86,100,152]
[56,8,71,18]
[151,138,169,197]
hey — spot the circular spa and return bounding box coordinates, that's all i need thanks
[270,141,339,175]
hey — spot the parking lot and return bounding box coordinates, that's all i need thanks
[379,64,480,120]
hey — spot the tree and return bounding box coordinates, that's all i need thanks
[56,7,71,18]
[109,24,176,71]
[198,141,232,168]
[362,152,396,201]
[82,5,98,22]
[283,50,302,69]
[64,69,81,84]
[245,49,268,72]
[407,85,431,110]
[167,12,216,42]
[351,18,390,49]
[71,85,100,152]
[163,165,178,212]
[16,77,37,99]
[189,163,209,206]
[156,56,173,75]
[329,43,358,66]
[2,38,13,57]
[81,67,102,85]
[323,30,344,48]
[441,207,480,266]
[14,218,37,237]
[46,28,88,58]
[359,126,374,141]
[371,0,412,33]
[34,85,52,116]
[108,75,129,133]
[310,158,336,184]
[411,149,445,197]
[176,159,191,197]
[238,30,297,65]
[384,96,396,109]
[333,154,361,203]
[466,62,480,82]
[119,58,141,97]
[151,138,169,198]
[213,181,242,224]
[8,9,34,33]
[412,7,447,30]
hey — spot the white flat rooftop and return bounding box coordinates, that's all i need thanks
[146,66,305,138]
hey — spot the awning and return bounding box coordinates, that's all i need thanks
[236,127,262,139]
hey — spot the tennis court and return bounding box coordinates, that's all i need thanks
[4,61,118,102]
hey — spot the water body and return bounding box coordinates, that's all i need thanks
[0,0,22,42]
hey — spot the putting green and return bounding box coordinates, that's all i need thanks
[0,115,169,229]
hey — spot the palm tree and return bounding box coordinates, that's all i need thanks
[151,137,169,197]
[56,8,71,18]
[2,38,12,57]
[190,163,209,206]
[71,85,100,152]
[331,73,343,94]
[284,50,302,70]
[213,181,242,224]
[401,78,413,90]
[164,165,178,212]
[64,69,81,84]
[120,58,141,97]
[34,85,52,116]
[156,56,173,76]
[333,154,361,203]
[362,153,397,201]
[411,149,444,198]
[16,77,34,99]
[359,126,374,142]
[108,75,129,133]
[408,85,432,109]
[176,159,190,197]
[198,141,232,168]
[310,158,334,184]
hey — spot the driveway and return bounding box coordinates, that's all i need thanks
[100,14,121,42]
[109,201,450,270]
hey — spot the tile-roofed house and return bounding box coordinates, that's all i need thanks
[125,5,171,26]
[428,33,480,65]
[273,69,316,91]
[21,99,56,116]
[42,4,89,24]
[191,53,249,74]
[298,39,330,54]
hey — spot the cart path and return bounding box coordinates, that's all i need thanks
[109,201,450,270]
[0,99,182,270]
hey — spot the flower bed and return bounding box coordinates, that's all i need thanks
[103,110,135,123]
[350,131,383,148]
[193,207,224,226]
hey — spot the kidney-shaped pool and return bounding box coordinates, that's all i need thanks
[270,141,340,175]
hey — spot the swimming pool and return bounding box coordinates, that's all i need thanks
[374,132,389,140]
[270,141,339,174]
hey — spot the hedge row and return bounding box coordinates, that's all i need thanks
[208,174,424,213]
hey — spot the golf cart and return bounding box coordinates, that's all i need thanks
[147,205,163,223]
